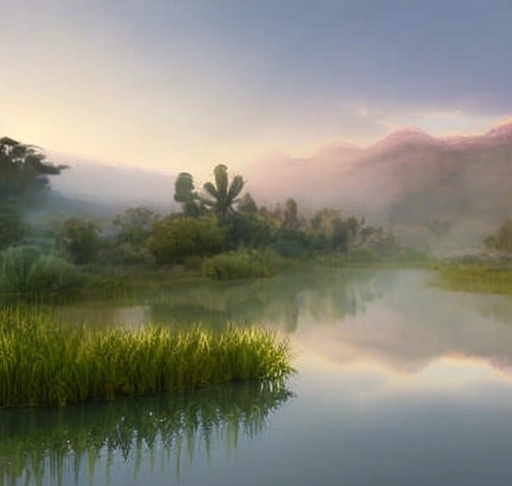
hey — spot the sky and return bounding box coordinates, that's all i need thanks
[1,0,512,176]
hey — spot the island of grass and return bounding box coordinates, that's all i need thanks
[0,309,294,408]
[433,263,512,296]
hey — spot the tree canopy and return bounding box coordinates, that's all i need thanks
[201,164,244,221]
[0,137,67,204]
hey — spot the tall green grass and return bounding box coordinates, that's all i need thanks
[202,249,277,279]
[0,309,294,408]
[433,264,512,295]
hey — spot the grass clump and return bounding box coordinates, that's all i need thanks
[0,308,294,408]
[0,246,87,302]
[433,264,512,296]
[202,249,276,279]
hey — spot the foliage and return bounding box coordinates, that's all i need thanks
[0,309,295,407]
[0,205,24,249]
[201,164,245,221]
[237,192,258,214]
[148,216,225,265]
[484,219,512,253]
[58,217,102,264]
[0,136,67,204]
[174,172,203,217]
[112,207,158,263]
[203,249,275,279]
[0,246,87,301]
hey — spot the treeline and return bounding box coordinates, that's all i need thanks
[0,136,440,298]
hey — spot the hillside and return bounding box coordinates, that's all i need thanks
[242,121,512,247]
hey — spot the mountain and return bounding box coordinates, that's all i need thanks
[48,154,176,211]
[242,121,512,247]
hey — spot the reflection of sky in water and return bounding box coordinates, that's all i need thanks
[15,269,512,485]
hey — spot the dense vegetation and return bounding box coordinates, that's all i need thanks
[0,308,294,408]
[2,135,511,296]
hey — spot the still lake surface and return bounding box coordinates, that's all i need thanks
[3,269,512,485]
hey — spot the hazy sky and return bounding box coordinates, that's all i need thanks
[1,0,511,175]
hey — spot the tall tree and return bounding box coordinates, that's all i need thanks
[174,172,202,217]
[201,164,244,221]
[0,137,67,204]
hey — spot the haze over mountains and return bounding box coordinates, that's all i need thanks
[49,120,512,246]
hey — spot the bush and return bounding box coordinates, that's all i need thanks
[58,218,102,265]
[148,216,225,265]
[0,246,87,301]
[203,249,274,280]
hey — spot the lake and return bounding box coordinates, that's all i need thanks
[2,269,512,485]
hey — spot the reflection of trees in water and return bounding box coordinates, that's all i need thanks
[0,381,293,486]
[149,269,391,332]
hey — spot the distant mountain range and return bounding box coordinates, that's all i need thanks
[49,154,175,211]
[242,121,512,236]
[45,121,512,249]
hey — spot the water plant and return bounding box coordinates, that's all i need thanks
[432,264,512,296]
[0,308,294,408]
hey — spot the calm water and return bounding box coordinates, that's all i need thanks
[3,269,512,485]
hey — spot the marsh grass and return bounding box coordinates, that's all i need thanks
[202,249,276,279]
[433,264,512,296]
[0,309,294,408]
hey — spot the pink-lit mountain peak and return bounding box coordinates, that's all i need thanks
[368,126,437,153]
[484,120,512,140]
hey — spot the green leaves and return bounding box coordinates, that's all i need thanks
[201,164,245,221]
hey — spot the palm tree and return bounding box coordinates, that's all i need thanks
[201,164,244,221]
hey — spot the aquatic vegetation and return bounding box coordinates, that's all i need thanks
[0,381,293,486]
[202,249,275,279]
[433,265,512,296]
[0,309,294,408]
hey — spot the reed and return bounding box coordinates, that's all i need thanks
[202,249,275,279]
[0,308,294,408]
[433,264,512,295]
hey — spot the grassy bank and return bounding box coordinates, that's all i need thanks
[0,309,294,408]
[433,264,512,296]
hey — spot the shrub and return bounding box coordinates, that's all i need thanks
[203,249,274,280]
[0,246,87,301]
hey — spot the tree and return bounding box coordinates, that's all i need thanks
[113,207,158,246]
[484,219,512,253]
[174,172,202,217]
[0,137,67,204]
[0,205,25,249]
[201,164,244,221]
[58,218,101,265]
[148,216,225,265]
[283,198,299,231]
[237,193,258,214]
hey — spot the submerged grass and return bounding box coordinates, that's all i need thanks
[0,308,294,408]
[433,264,512,296]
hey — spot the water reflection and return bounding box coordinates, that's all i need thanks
[46,268,512,375]
[295,271,512,375]
[0,381,293,486]
[47,269,388,332]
